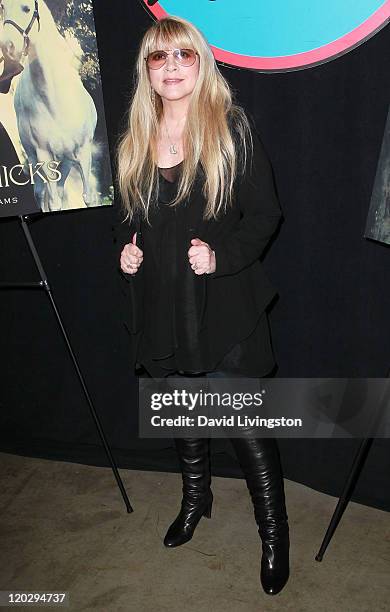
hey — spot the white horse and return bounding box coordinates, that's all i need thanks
[0,0,97,211]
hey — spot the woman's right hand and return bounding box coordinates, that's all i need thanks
[120,232,143,275]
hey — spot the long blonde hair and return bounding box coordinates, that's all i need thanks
[116,15,253,225]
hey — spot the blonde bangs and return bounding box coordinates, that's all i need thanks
[145,19,197,54]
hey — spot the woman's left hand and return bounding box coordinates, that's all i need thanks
[188,238,216,275]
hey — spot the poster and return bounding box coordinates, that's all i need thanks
[365,104,390,245]
[0,0,113,218]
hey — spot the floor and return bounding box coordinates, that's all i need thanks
[0,451,389,612]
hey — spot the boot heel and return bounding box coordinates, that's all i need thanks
[203,495,213,519]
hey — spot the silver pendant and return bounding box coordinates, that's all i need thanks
[169,144,178,154]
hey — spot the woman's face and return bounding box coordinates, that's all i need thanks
[147,43,200,106]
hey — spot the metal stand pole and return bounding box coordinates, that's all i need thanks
[0,214,134,513]
[315,438,373,561]
[316,372,390,560]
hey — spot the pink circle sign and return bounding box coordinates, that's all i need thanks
[142,1,390,71]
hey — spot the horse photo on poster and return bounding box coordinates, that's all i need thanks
[0,0,113,218]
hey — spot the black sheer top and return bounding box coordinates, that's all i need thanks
[136,160,275,377]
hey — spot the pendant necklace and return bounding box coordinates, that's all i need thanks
[163,115,185,155]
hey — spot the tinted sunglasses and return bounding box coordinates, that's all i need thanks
[145,48,198,70]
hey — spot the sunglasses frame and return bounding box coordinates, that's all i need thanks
[145,48,198,70]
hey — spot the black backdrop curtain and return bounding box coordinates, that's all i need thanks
[0,2,389,512]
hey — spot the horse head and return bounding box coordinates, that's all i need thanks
[0,0,40,61]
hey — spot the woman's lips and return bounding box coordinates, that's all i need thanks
[163,79,183,84]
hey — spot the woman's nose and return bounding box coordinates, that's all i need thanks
[164,55,177,71]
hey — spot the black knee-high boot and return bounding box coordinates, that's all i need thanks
[230,435,289,595]
[164,437,213,547]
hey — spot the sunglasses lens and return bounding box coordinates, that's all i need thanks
[147,51,166,69]
[147,49,196,69]
[176,49,196,66]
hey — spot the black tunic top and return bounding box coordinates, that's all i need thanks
[136,160,276,378]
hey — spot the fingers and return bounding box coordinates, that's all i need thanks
[123,242,143,259]
[188,241,210,259]
[189,248,212,274]
[121,261,138,274]
[190,256,208,273]
[120,241,143,275]
[192,265,207,275]
[120,254,142,274]
[187,238,216,275]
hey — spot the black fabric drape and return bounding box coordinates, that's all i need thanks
[0,2,389,512]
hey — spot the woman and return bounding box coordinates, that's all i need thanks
[115,16,289,596]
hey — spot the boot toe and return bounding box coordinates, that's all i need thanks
[261,567,289,595]
[163,527,192,547]
[164,535,191,547]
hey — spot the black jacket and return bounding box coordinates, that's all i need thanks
[113,117,282,375]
